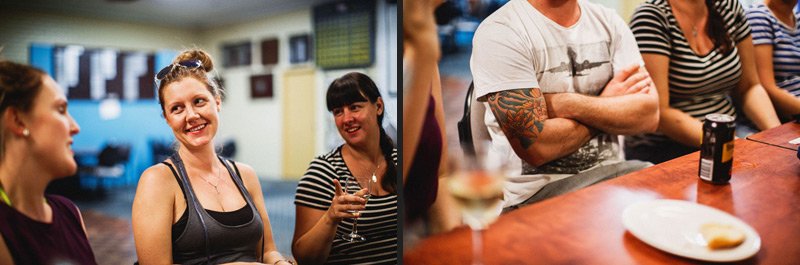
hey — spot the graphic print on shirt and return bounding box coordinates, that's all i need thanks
[523,41,620,175]
[544,47,609,77]
[522,133,620,174]
[535,41,612,95]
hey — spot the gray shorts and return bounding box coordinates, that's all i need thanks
[502,160,652,214]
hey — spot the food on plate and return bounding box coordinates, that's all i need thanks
[700,223,745,249]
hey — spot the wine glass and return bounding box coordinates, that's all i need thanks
[448,145,506,265]
[341,173,375,242]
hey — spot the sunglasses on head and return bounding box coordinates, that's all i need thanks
[154,60,203,87]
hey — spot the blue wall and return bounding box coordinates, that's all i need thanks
[30,44,179,188]
[70,100,174,186]
[30,44,54,75]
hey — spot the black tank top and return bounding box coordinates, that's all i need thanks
[163,154,263,264]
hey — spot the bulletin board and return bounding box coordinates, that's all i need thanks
[32,44,156,101]
[312,0,375,70]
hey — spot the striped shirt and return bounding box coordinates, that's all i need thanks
[746,3,800,96]
[295,146,398,265]
[628,0,751,145]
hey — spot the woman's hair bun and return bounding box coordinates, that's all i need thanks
[174,49,214,72]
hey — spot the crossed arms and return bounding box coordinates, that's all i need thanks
[486,65,660,167]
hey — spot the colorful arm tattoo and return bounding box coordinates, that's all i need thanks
[486,88,547,149]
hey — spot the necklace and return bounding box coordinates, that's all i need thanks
[358,160,381,196]
[0,181,47,207]
[346,147,381,193]
[671,0,703,40]
[369,165,379,197]
[349,164,379,199]
[199,163,223,194]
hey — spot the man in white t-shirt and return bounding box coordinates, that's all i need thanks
[470,0,660,211]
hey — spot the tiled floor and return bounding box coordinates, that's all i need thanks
[76,179,298,264]
[83,210,137,265]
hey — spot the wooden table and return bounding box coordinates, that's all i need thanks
[405,136,800,264]
[746,122,800,151]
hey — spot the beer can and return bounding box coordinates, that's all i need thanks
[698,114,735,184]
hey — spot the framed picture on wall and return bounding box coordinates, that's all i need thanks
[289,34,312,64]
[261,38,279,65]
[222,41,252,67]
[250,74,273,99]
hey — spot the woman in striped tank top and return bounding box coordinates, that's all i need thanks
[746,0,800,121]
[626,0,781,164]
[293,72,398,265]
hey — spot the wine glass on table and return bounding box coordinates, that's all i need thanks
[448,148,506,265]
[341,171,376,242]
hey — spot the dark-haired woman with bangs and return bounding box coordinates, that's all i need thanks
[625,0,781,164]
[293,72,398,265]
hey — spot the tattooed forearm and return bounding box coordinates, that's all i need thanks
[487,88,547,149]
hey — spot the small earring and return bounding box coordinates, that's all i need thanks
[22,128,30,137]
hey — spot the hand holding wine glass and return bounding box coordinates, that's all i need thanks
[340,172,375,242]
[328,179,367,224]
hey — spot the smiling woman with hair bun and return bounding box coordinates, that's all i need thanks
[132,49,292,264]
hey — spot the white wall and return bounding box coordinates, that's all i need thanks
[199,10,311,179]
[201,4,397,179]
[589,0,639,21]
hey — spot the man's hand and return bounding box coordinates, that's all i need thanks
[600,64,653,97]
[486,88,595,167]
[543,63,660,135]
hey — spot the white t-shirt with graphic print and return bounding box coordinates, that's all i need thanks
[470,0,643,207]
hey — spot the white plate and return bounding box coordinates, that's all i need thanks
[622,199,761,262]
